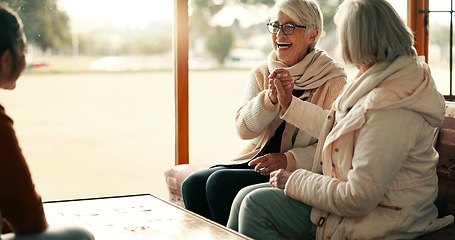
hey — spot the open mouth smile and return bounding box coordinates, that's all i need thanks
[277,42,292,49]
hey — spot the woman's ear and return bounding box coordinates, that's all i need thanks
[0,50,13,75]
[308,29,319,44]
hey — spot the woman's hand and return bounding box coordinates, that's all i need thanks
[248,153,287,176]
[268,78,278,104]
[269,68,294,111]
[269,169,292,189]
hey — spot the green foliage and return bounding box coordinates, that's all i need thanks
[206,26,233,65]
[319,0,343,34]
[238,0,275,7]
[189,0,344,64]
[2,0,71,52]
[192,0,225,15]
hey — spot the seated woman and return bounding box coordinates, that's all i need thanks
[182,0,346,226]
[0,4,94,240]
[227,0,454,239]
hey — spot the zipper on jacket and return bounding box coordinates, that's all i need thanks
[378,203,402,210]
[317,212,330,226]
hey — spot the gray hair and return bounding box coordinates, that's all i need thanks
[334,0,416,66]
[272,0,323,51]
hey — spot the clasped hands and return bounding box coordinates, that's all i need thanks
[268,68,294,111]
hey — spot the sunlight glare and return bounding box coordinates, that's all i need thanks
[58,0,173,30]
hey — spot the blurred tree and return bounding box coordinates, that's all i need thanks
[189,0,273,64]
[3,0,71,52]
[206,26,234,65]
[189,0,343,65]
[319,0,343,35]
[189,0,226,49]
[238,0,275,5]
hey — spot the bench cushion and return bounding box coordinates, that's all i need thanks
[414,223,455,239]
[164,163,211,207]
[435,101,455,217]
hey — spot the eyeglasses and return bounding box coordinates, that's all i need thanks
[266,22,306,35]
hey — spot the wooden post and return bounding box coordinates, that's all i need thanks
[408,0,429,62]
[174,0,189,165]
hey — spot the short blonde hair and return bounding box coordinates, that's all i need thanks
[272,0,323,51]
[334,0,416,65]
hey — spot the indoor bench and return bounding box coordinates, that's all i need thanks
[164,101,455,239]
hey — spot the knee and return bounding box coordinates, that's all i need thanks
[181,172,206,196]
[55,226,95,240]
[241,188,277,211]
[3,226,95,240]
[205,170,232,191]
[237,187,250,200]
[233,185,256,209]
[231,187,250,211]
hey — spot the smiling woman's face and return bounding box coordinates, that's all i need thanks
[271,10,314,66]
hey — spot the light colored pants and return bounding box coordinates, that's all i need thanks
[2,226,94,240]
[227,182,314,240]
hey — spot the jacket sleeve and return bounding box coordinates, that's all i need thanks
[281,76,345,171]
[285,144,317,171]
[235,69,279,140]
[0,107,48,234]
[281,98,329,139]
[284,109,418,217]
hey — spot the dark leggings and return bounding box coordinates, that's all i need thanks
[181,166,269,225]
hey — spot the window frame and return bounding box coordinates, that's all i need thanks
[175,0,189,165]
[409,0,455,100]
[408,0,429,61]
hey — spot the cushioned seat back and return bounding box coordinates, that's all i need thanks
[435,101,455,217]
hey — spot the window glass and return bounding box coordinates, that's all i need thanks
[0,0,174,200]
[188,0,271,165]
[428,1,454,95]
[387,0,407,20]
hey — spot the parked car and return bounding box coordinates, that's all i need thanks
[224,48,266,69]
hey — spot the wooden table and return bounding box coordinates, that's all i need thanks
[44,193,252,240]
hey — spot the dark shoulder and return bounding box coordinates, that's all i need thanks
[0,104,13,125]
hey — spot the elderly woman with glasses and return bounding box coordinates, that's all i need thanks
[181,0,346,226]
[227,0,454,239]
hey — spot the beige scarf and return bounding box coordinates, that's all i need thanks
[267,47,346,99]
[332,56,420,120]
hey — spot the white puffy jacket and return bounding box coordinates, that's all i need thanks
[281,57,454,239]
